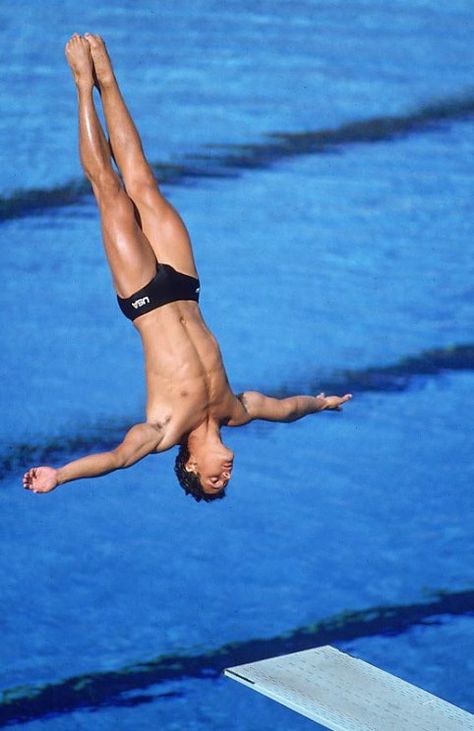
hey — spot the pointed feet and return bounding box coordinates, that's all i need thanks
[84,33,115,88]
[65,34,94,88]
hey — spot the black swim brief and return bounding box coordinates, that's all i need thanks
[117,263,200,321]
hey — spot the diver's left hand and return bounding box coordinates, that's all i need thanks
[23,466,59,493]
[317,392,353,411]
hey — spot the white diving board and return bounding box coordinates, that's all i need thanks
[224,646,474,731]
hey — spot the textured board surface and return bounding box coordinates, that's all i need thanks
[225,646,474,731]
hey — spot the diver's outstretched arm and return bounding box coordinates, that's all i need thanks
[230,391,352,425]
[23,423,163,493]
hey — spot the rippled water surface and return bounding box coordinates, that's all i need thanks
[1,1,473,729]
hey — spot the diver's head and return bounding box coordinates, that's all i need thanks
[174,432,234,502]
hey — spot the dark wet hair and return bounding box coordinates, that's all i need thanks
[174,443,226,503]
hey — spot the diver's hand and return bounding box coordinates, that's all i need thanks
[23,466,59,494]
[317,392,353,411]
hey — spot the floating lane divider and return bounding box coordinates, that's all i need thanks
[225,646,474,731]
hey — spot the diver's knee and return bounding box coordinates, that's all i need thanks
[124,170,161,204]
[91,170,123,203]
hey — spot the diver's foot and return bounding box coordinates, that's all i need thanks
[85,34,115,88]
[65,34,94,88]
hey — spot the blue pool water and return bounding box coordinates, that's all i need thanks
[1,1,473,729]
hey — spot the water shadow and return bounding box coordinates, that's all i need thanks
[0,588,472,726]
[1,93,473,222]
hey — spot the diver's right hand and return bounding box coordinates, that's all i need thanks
[23,466,59,494]
[317,392,353,411]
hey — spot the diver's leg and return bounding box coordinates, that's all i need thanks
[84,34,198,278]
[66,34,156,297]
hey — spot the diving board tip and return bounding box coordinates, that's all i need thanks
[225,646,474,731]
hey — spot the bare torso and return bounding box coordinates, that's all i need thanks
[134,300,240,449]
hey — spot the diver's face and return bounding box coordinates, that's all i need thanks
[187,444,234,496]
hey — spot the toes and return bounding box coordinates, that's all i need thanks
[84,33,97,49]
[66,33,80,49]
[85,33,105,50]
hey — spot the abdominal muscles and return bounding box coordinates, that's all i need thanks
[136,301,231,423]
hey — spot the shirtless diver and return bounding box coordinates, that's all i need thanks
[23,35,352,502]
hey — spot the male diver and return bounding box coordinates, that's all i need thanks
[23,35,352,502]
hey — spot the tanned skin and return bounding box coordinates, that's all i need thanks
[23,35,352,499]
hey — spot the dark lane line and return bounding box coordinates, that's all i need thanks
[276,343,474,397]
[1,93,473,222]
[2,344,473,482]
[1,588,472,726]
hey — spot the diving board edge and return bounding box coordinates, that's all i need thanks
[225,663,340,728]
[224,645,474,731]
